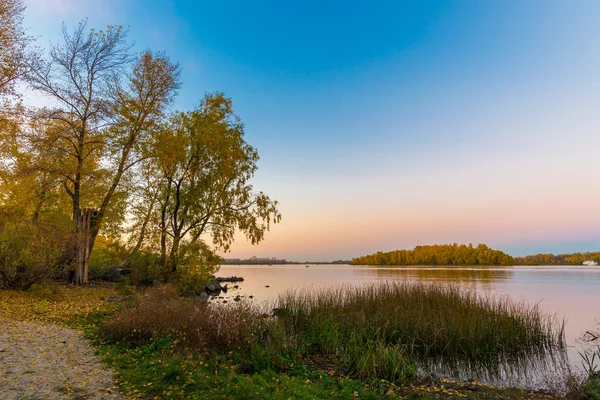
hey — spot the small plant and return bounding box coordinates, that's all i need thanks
[577,346,600,400]
[580,347,600,377]
[34,299,49,314]
[28,283,62,301]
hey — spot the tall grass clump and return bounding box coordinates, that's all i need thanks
[574,346,600,399]
[277,282,565,381]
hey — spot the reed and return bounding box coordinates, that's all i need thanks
[276,282,565,381]
[98,282,566,385]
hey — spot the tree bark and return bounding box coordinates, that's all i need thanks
[74,208,94,285]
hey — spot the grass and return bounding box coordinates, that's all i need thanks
[574,346,600,399]
[99,285,263,352]
[277,282,565,380]
[0,281,572,399]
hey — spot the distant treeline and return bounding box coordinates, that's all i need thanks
[351,244,514,266]
[515,252,600,265]
[351,244,600,266]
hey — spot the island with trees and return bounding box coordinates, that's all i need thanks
[352,243,600,266]
[351,243,515,266]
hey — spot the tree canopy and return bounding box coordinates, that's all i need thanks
[0,0,29,101]
[351,244,515,266]
[0,18,281,288]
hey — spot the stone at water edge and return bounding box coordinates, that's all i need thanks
[198,292,209,302]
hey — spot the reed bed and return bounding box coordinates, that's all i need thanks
[276,282,565,381]
[98,282,566,385]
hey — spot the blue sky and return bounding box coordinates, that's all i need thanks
[23,1,600,260]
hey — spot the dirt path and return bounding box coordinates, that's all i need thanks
[0,319,121,400]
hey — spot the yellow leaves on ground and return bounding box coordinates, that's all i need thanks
[0,284,120,327]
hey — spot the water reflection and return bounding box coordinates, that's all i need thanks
[362,266,513,289]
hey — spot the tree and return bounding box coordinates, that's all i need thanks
[130,93,281,274]
[0,116,72,289]
[25,21,180,283]
[0,0,29,101]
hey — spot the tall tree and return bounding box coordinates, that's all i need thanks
[131,93,281,273]
[0,0,29,101]
[25,21,180,283]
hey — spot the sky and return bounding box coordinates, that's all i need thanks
[21,0,600,261]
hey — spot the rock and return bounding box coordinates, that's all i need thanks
[249,295,254,299]
[106,296,121,303]
[205,281,223,293]
[265,285,270,288]
[233,295,241,302]
[198,292,209,302]
[221,284,228,293]
[205,283,216,292]
[216,276,244,283]
[233,285,239,289]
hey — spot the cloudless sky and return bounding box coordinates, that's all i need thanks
[23,0,600,260]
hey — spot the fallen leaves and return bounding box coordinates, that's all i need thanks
[0,284,120,327]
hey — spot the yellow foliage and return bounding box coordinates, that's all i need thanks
[0,284,120,328]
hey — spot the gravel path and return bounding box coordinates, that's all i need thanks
[0,320,122,400]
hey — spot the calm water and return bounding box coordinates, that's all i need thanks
[217,264,600,383]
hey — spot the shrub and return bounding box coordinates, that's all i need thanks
[174,242,222,296]
[99,285,269,353]
[127,250,163,286]
[0,212,70,289]
[88,240,124,282]
[28,283,63,301]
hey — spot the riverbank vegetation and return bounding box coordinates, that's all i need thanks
[96,282,571,397]
[352,244,600,266]
[516,252,600,266]
[3,281,594,399]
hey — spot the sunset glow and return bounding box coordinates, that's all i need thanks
[22,0,600,260]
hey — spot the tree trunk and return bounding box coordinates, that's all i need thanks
[169,237,180,273]
[73,208,94,285]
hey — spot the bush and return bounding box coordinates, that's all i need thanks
[28,283,63,301]
[0,212,70,289]
[174,242,222,296]
[88,241,124,282]
[99,285,269,353]
[126,250,163,286]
